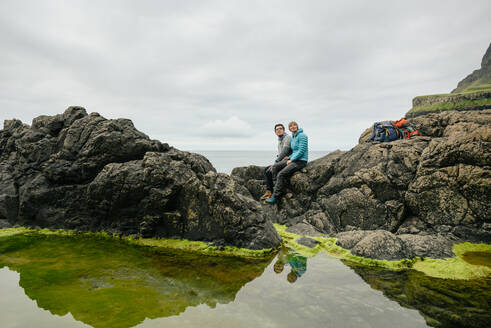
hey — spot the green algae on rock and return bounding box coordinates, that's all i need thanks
[274,224,416,270]
[0,232,273,328]
[274,224,491,280]
[0,227,276,259]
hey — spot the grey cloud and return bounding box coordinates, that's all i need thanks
[1,0,490,151]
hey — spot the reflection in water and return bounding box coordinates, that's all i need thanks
[344,260,491,328]
[273,247,307,283]
[1,234,489,328]
[0,234,273,328]
[462,252,491,268]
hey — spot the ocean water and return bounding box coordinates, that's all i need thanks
[191,150,331,174]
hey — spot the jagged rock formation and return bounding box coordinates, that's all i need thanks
[0,107,281,250]
[452,42,491,93]
[407,43,491,117]
[232,109,491,260]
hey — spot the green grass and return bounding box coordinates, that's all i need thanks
[407,89,491,116]
[453,76,491,93]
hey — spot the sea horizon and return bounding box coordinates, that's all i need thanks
[190,150,332,174]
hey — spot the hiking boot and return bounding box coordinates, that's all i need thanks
[265,197,276,204]
[260,190,272,200]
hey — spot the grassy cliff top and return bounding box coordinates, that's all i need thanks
[406,43,491,117]
[406,89,491,117]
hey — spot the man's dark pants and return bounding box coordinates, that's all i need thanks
[272,160,307,198]
[264,165,274,191]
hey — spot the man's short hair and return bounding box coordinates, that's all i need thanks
[274,123,285,130]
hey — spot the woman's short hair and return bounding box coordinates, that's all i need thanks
[288,121,298,127]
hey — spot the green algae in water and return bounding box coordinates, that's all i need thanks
[0,227,275,259]
[462,252,491,268]
[413,242,491,280]
[0,233,273,328]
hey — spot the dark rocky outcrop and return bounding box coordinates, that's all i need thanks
[2,105,489,261]
[336,230,457,260]
[232,109,491,260]
[0,107,281,250]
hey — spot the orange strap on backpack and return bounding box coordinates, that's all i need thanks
[393,118,408,128]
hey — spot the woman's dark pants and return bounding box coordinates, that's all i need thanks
[272,160,307,198]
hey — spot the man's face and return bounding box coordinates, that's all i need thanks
[275,126,285,137]
[289,123,298,133]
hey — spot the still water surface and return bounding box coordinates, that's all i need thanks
[1,234,489,328]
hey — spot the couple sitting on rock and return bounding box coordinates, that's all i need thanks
[261,121,308,204]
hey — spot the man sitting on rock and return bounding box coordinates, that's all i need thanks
[266,121,308,204]
[260,123,291,200]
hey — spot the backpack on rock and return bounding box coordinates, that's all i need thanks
[368,121,402,142]
[368,118,421,142]
[393,118,422,139]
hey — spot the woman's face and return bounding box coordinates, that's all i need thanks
[289,123,298,133]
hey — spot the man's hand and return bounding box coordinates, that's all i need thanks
[267,165,273,171]
[287,160,292,165]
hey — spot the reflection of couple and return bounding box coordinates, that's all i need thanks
[273,248,307,283]
[261,121,308,204]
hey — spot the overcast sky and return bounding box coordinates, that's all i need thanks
[1,0,490,151]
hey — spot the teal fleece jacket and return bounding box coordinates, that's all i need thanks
[290,128,308,162]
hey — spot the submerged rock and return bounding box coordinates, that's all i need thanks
[296,236,320,248]
[232,109,491,260]
[0,107,280,249]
